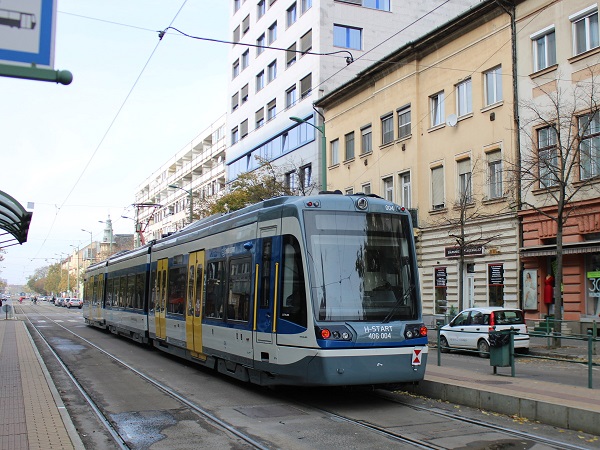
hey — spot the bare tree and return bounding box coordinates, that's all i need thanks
[509,67,600,346]
[434,158,505,311]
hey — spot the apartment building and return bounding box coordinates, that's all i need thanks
[315,0,519,315]
[227,0,481,193]
[134,115,227,243]
[517,0,600,331]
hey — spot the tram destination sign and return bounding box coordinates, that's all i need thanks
[445,245,484,258]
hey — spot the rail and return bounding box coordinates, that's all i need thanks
[434,325,600,389]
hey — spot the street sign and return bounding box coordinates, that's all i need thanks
[0,0,56,68]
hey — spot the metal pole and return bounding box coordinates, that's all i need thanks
[588,330,594,389]
[189,189,193,224]
[320,124,327,190]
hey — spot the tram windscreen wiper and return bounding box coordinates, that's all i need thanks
[381,285,414,324]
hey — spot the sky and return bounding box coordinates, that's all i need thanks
[1,0,230,285]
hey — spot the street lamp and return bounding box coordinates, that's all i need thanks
[168,184,193,224]
[290,115,327,190]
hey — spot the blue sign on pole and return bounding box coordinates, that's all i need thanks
[0,0,56,68]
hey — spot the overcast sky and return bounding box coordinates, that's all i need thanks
[1,0,229,285]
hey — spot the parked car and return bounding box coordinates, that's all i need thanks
[439,307,530,358]
[66,298,83,309]
[55,298,65,307]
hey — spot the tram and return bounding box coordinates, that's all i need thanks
[84,193,428,386]
[0,9,36,30]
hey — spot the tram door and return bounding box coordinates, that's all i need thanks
[155,258,168,340]
[185,251,204,354]
[255,227,279,344]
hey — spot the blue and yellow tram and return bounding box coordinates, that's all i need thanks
[84,194,428,386]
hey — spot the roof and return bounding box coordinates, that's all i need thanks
[0,190,33,246]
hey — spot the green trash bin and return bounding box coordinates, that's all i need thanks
[489,330,511,367]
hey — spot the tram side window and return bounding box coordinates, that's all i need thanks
[106,278,114,307]
[150,269,157,312]
[98,275,105,308]
[135,273,145,310]
[227,257,251,322]
[195,265,203,317]
[119,276,127,308]
[168,263,187,315]
[280,235,307,327]
[204,260,225,319]
[127,274,136,308]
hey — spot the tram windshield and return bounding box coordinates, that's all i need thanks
[304,211,418,322]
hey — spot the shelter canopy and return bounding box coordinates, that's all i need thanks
[0,190,32,246]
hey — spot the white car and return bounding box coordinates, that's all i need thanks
[440,307,529,357]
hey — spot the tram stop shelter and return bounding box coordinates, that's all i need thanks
[0,190,32,247]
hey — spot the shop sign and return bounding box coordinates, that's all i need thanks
[435,267,447,287]
[489,264,504,285]
[445,245,484,258]
[587,271,600,298]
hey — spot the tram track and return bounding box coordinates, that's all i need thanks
[18,305,269,450]
[16,304,596,450]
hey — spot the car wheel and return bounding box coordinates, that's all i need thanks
[67,304,71,309]
[477,339,490,358]
[440,336,450,353]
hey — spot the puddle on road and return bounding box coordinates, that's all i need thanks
[111,410,177,448]
[48,337,86,353]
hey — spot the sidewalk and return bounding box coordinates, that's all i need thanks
[0,317,84,450]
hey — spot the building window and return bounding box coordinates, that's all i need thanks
[400,171,411,208]
[256,70,265,91]
[285,170,297,191]
[345,131,355,160]
[232,59,240,79]
[361,125,372,154]
[381,113,393,144]
[286,42,297,67]
[363,0,390,11]
[257,33,266,56]
[231,92,239,112]
[300,73,312,98]
[233,26,240,43]
[456,78,472,117]
[287,2,297,27]
[331,139,339,165]
[361,183,371,195]
[299,164,312,188]
[431,166,444,210]
[257,0,266,19]
[484,66,502,106]
[300,29,312,56]
[267,99,277,121]
[430,91,444,127]
[286,85,297,108]
[532,27,556,72]
[234,0,241,13]
[240,119,248,139]
[579,111,600,180]
[268,21,278,44]
[267,60,277,82]
[242,15,250,35]
[457,159,472,203]
[487,150,503,199]
[256,108,265,129]
[241,84,249,104]
[571,7,599,56]
[241,50,250,70]
[301,0,312,13]
[383,176,393,202]
[538,126,558,188]
[231,126,239,144]
[333,24,362,50]
[397,105,411,139]
[345,187,354,195]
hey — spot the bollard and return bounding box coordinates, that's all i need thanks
[588,330,594,389]
[437,326,441,366]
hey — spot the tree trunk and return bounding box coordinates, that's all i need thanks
[552,219,563,347]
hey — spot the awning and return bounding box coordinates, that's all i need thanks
[520,241,600,257]
[0,190,33,246]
